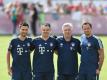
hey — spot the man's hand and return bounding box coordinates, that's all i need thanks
[96,69,100,75]
[8,67,12,76]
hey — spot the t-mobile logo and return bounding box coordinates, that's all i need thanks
[39,46,45,54]
[17,48,23,55]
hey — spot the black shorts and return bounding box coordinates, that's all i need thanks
[57,74,76,80]
[12,70,32,80]
[33,72,54,80]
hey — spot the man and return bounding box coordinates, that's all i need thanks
[78,22,104,80]
[7,22,32,80]
[30,4,38,36]
[11,4,17,36]
[56,23,81,80]
[32,23,57,80]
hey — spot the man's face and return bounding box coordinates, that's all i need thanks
[20,26,29,37]
[41,26,51,37]
[82,24,92,36]
[63,26,72,38]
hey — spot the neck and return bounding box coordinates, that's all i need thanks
[18,35,26,41]
[64,36,72,41]
[85,34,92,38]
[41,35,49,40]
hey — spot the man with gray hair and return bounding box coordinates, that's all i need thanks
[56,23,81,80]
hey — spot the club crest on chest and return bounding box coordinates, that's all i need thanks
[60,43,63,47]
[71,42,75,47]
[50,43,53,47]
[27,43,30,47]
[87,42,91,47]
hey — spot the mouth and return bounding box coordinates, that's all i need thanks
[22,33,27,35]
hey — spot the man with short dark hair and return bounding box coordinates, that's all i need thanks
[78,22,104,80]
[7,22,32,80]
[32,23,57,80]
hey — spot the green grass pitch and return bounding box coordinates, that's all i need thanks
[0,36,107,80]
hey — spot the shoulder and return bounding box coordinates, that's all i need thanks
[49,36,57,40]
[92,35,103,48]
[10,38,18,43]
[92,35,103,44]
[47,37,57,44]
[27,37,32,41]
[72,37,80,43]
[9,38,18,46]
[72,37,80,41]
[92,35,102,43]
[80,34,86,39]
[33,36,41,41]
[92,35,100,40]
[56,36,63,40]
[80,34,87,42]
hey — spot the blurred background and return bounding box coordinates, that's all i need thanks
[0,0,107,36]
[0,0,107,80]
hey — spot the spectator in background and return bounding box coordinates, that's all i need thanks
[10,3,18,36]
[17,3,24,25]
[29,4,38,36]
[87,2,97,15]
[51,3,64,20]
[38,4,45,25]
[0,0,3,6]
[51,4,60,20]
[44,0,53,13]
[5,2,13,18]
[99,5,104,15]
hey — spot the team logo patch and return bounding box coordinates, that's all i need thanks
[25,50,28,52]
[60,43,63,47]
[70,47,75,51]
[17,44,20,47]
[87,42,91,47]
[70,47,73,50]
[50,43,53,47]
[39,44,42,46]
[47,50,49,52]
[45,43,47,44]
[71,42,75,47]
[27,43,30,46]
[51,50,52,52]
